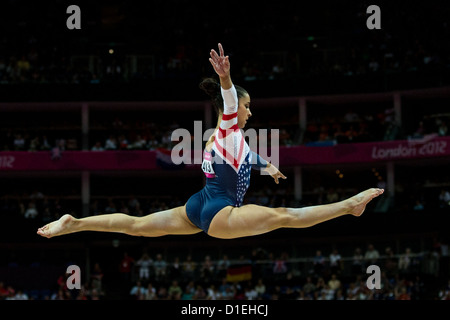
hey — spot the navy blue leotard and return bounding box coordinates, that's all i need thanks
[185,85,268,233]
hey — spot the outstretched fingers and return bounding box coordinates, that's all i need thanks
[208,43,231,80]
[273,172,287,184]
[210,49,220,61]
[218,43,224,57]
[210,43,229,64]
[211,43,224,60]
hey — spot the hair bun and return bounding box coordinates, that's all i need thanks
[199,77,220,98]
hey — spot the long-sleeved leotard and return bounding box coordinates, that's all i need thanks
[186,85,268,233]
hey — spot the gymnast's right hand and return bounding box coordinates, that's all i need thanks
[209,43,230,79]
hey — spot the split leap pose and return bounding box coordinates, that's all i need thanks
[37,44,384,240]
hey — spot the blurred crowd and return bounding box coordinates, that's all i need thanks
[1,240,449,300]
[0,2,449,85]
[1,1,449,151]
[1,107,448,152]
[1,179,449,228]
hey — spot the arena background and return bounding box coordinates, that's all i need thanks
[0,0,449,303]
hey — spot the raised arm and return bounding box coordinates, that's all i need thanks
[209,44,238,124]
[209,43,232,90]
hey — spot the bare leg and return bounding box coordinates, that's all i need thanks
[208,188,384,239]
[37,205,201,239]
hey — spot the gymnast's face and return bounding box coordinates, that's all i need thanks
[237,93,252,129]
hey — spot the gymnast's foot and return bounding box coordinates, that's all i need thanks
[347,188,384,217]
[37,214,76,238]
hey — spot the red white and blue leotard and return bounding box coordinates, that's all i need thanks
[185,85,268,233]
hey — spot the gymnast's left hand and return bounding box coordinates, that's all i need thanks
[272,171,287,184]
[266,164,287,184]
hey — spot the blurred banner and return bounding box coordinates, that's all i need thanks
[1,136,449,171]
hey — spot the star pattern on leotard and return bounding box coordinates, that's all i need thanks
[235,154,252,206]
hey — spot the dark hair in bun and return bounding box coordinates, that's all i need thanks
[199,77,248,115]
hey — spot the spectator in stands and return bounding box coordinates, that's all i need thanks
[376,177,387,191]
[51,288,68,300]
[13,134,25,150]
[104,135,117,150]
[345,125,359,142]
[193,284,207,300]
[437,119,448,136]
[413,199,425,211]
[130,134,147,150]
[313,277,326,299]
[302,276,316,299]
[40,135,51,151]
[182,254,197,282]
[168,280,183,300]
[206,284,221,300]
[119,251,135,283]
[254,278,266,299]
[182,281,196,300]
[118,134,129,150]
[146,133,159,150]
[169,256,182,281]
[438,189,450,208]
[0,281,10,299]
[24,201,39,219]
[398,248,413,274]
[91,141,104,151]
[136,252,153,281]
[335,289,345,300]
[352,247,364,275]
[127,195,140,213]
[357,279,371,300]
[438,280,450,300]
[412,121,426,138]
[156,286,169,300]
[144,283,157,300]
[28,136,40,152]
[273,253,288,276]
[104,199,117,214]
[333,124,348,143]
[244,283,258,300]
[30,189,44,200]
[17,55,30,77]
[329,248,343,275]
[216,254,231,279]
[395,286,411,300]
[200,255,215,282]
[384,246,398,276]
[328,273,342,293]
[344,109,360,123]
[365,244,380,265]
[42,207,53,224]
[130,280,147,300]
[153,253,167,281]
[221,284,236,300]
[90,262,104,296]
[313,250,326,276]
[326,188,339,204]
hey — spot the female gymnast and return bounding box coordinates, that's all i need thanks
[37,43,384,240]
